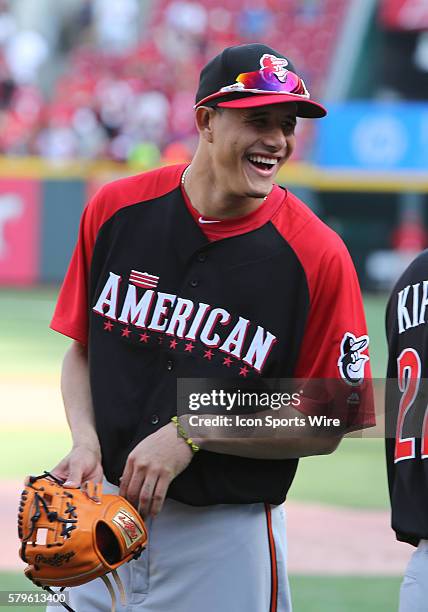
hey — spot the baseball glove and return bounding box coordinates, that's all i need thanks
[18,472,147,612]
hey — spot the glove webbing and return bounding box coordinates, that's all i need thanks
[27,473,128,612]
[22,489,77,547]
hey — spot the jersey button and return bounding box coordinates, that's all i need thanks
[189,279,199,288]
[197,253,207,262]
[167,360,173,371]
[151,414,160,425]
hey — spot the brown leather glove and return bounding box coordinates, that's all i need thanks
[18,472,147,590]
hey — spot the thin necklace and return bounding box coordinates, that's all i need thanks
[181,165,268,202]
[181,165,190,185]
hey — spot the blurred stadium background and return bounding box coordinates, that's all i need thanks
[1,0,427,609]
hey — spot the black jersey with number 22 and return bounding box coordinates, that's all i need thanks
[386,249,428,546]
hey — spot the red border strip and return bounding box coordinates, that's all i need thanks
[264,503,278,612]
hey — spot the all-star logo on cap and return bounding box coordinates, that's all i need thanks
[259,54,289,82]
[194,43,327,118]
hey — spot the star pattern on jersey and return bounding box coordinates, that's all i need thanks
[111,323,256,376]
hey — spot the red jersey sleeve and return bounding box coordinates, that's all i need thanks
[294,239,371,380]
[294,236,375,428]
[273,191,375,429]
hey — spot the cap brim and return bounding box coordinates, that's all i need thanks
[217,94,327,118]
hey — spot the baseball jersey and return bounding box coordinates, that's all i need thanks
[386,249,428,546]
[51,163,374,506]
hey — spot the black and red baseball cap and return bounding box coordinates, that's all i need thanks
[195,43,326,118]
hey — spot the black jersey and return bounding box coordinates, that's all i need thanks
[52,164,374,506]
[386,249,428,546]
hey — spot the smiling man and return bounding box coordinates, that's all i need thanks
[49,44,374,612]
[185,104,297,218]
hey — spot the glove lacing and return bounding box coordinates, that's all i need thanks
[23,473,129,612]
[45,571,126,612]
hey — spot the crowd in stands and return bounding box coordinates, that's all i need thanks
[0,0,343,163]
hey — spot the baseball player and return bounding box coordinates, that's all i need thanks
[48,43,374,612]
[386,249,428,612]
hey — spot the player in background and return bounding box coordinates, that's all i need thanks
[386,249,428,612]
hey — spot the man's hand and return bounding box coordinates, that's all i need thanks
[119,422,193,518]
[51,445,103,488]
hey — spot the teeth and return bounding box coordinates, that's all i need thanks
[248,155,278,166]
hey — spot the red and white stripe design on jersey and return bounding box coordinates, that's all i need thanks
[129,270,159,289]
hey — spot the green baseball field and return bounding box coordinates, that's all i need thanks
[0,289,405,611]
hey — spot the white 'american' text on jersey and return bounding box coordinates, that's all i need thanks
[93,271,277,372]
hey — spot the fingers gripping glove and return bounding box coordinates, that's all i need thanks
[18,472,147,612]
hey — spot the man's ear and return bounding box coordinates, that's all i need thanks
[194,106,218,143]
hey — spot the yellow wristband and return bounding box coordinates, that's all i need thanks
[171,416,200,453]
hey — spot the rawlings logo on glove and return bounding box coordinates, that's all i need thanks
[34,552,76,566]
[18,472,147,612]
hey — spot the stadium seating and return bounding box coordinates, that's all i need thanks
[0,0,349,161]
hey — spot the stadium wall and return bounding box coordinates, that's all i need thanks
[0,159,427,289]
